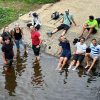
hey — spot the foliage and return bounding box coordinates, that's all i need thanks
[0,0,57,29]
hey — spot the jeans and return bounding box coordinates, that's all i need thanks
[15,39,26,50]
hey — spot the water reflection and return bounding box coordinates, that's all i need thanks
[31,60,44,87]
[3,67,17,96]
[15,51,27,76]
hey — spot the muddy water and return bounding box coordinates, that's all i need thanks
[0,46,100,100]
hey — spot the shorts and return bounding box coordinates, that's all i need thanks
[32,45,40,56]
[72,54,85,63]
[61,50,71,60]
[57,24,70,31]
[90,53,99,59]
[86,28,97,34]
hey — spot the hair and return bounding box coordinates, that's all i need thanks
[89,15,94,20]
[58,35,68,42]
[32,12,38,18]
[92,38,96,41]
[80,37,85,41]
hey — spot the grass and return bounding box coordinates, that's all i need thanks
[0,0,58,29]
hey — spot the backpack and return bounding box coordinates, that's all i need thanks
[95,18,100,27]
[51,11,60,20]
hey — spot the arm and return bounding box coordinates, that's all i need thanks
[2,52,7,64]
[71,16,76,26]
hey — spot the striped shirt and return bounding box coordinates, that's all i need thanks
[90,43,100,56]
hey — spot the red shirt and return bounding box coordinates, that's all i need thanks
[31,30,40,46]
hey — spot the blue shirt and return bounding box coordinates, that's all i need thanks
[59,41,71,52]
[63,13,73,27]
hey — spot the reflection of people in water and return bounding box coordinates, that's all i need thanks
[3,67,17,96]
[15,51,27,76]
[31,61,43,86]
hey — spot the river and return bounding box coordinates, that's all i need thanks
[0,46,100,100]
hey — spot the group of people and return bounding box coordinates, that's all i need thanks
[0,10,100,74]
[52,10,100,73]
[0,21,42,69]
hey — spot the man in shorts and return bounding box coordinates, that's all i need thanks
[79,16,98,39]
[68,37,87,70]
[49,10,76,36]
[85,39,100,73]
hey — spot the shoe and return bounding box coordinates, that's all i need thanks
[72,68,76,71]
[85,65,90,69]
[68,65,72,70]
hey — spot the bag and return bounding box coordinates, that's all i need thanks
[73,38,80,45]
[51,11,59,20]
[95,18,100,27]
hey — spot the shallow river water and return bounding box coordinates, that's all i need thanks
[0,46,100,100]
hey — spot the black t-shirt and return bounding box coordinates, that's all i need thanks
[1,43,14,59]
[14,28,22,40]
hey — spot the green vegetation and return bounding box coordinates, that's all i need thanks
[0,0,58,29]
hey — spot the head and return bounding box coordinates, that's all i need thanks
[65,9,69,15]
[59,35,67,42]
[89,15,94,22]
[92,38,97,46]
[32,12,38,18]
[4,37,11,44]
[3,27,9,33]
[30,26,35,31]
[80,37,85,44]
[15,23,20,29]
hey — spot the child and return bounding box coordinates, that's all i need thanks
[1,37,15,66]
[56,35,71,70]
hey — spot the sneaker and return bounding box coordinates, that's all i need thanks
[72,68,76,71]
[47,32,52,37]
[68,65,72,70]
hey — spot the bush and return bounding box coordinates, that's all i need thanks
[0,8,17,29]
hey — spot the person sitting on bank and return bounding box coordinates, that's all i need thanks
[85,39,100,73]
[79,16,98,40]
[48,10,76,36]
[56,35,71,71]
[27,12,41,30]
[68,37,87,70]
[1,37,15,67]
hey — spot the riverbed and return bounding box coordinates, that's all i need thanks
[0,46,100,100]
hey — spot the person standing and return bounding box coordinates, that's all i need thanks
[13,23,27,52]
[1,27,13,43]
[56,35,71,70]
[30,26,42,60]
[1,37,15,66]
[68,37,87,70]
[85,39,100,73]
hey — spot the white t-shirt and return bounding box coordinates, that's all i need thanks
[75,42,87,54]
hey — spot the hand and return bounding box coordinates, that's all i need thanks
[36,45,40,48]
[4,60,7,65]
[73,52,76,55]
